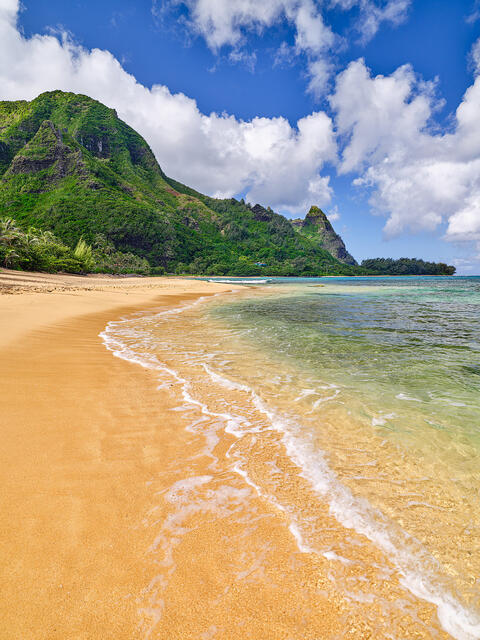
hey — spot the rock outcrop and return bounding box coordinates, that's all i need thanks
[294,206,357,266]
[251,204,274,222]
[5,120,86,183]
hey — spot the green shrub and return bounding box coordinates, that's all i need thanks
[91,234,151,274]
[0,216,89,273]
[150,265,166,275]
[73,238,95,271]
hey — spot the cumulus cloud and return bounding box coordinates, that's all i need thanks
[292,0,335,53]
[162,0,410,95]
[0,0,336,214]
[330,60,434,174]
[330,58,480,252]
[161,0,331,53]
[307,58,334,98]
[446,195,480,247]
[172,0,410,56]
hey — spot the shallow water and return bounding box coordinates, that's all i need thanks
[102,276,480,639]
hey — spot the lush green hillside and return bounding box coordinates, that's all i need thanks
[0,90,362,276]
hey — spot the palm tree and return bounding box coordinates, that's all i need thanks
[0,218,21,246]
[21,229,41,252]
[24,227,41,246]
[37,229,56,245]
[73,238,95,270]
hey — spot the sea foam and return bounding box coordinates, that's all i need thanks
[100,299,480,640]
[207,279,270,284]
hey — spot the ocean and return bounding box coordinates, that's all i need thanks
[101,276,480,639]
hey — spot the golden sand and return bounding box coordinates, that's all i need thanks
[0,269,450,639]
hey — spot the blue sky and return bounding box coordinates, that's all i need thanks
[4,0,480,271]
[18,1,476,120]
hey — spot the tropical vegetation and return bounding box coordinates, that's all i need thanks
[0,91,456,277]
[361,258,455,276]
[0,217,92,272]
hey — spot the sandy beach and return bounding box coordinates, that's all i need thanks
[0,270,232,638]
[0,269,453,639]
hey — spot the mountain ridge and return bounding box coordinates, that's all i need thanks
[0,90,361,276]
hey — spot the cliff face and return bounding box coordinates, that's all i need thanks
[294,206,357,266]
[0,91,359,275]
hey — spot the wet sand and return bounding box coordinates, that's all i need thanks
[0,269,450,639]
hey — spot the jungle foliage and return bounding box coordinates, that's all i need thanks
[0,91,456,277]
[361,258,456,276]
[0,91,359,276]
[0,217,92,273]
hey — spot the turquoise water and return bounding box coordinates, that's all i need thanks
[104,276,480,637]
[204,276,480,623]
[210,277,480,449]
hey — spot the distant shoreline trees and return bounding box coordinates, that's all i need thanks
[361,258,455,276]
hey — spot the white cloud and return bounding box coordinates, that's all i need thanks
[165,0,332,53]
[164,0,410,96]
[291,0,335,54]
[466,0,480,24]
[327,205,340,221]
[446,195,480,246]
[307,58,333,98]
[0,0,336,214]
[330,58,480,256]
[358,0,410,43]
[162,0,336,95]
[452,255,480,272]
[330,0,410,43]
[228,48,257,72]
[330,59,434,174]
[470,36,480,75]
[171,0,410,51]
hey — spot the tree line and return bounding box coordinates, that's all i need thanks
[361,257,455,276]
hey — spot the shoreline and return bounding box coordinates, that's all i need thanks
[0,270,235,348]
[0,269,456,638]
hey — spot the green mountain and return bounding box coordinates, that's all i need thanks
[0,90,361,276]
[291,206,357,266]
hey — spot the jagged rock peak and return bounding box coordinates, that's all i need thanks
[296,205,358,266]
[304,206,334,230]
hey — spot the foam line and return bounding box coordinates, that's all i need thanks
[100,302,480,640]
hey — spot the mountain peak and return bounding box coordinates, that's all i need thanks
[295,205,357,266]
[304,206,334,231]
[0,90,360,276]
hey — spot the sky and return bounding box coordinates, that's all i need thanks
[1,0,480,272]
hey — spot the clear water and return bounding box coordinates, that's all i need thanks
[103,276,480,638]
[211,277,480,448]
